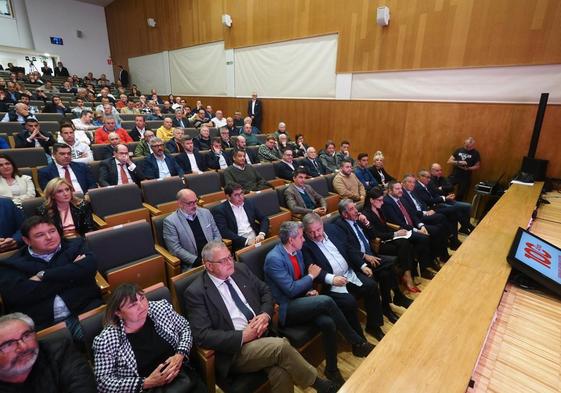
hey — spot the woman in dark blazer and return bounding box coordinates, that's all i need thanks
[36,177,95,238]
[368,151,395,187]
[361,187,421,293]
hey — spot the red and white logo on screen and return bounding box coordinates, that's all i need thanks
[524,242,552,268]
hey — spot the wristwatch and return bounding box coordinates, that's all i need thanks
[36,271,45,280]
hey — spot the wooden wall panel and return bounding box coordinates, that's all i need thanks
[180,96,561,186]
[106,0,561,74]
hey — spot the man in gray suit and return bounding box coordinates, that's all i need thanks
[163,188,221,270]
[284,168,327,216]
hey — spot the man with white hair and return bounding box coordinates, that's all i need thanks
[0,312,96,390]
[211,110,227,128]
[273,122,290,141]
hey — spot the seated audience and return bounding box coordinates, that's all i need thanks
[0,215,102,332]
[0,154,36,206]
[219,126,234,149]
[243,116,260,135]
[194,125,212,151]
[257,135,282,162]
[232,111,244,128]
[233,135,259,164]
[120,99,140,115]
[264,221,375,386]
[332,159,365,202]
[142,138,184,180]
[184,241,337,393]
[223,116,237,137]
[272,122,290,141]
[165,128,185,154]
[129,114,147,141]
[36,80,59,94]
[14,118,54,154]
[70,110,97,144]
[206,137,233,170]
[96,102,122,128]
[319,141,339,174]
[42,95,71,114]
[146,106,164,120]
[369,151,395,187]
[213,182,269,252]
[172,108,188,128]
[335,199,413,316]
[189,109,210,128]
[223,150,270,192]
[275,149,300,181]
[71,97,92,117]
[211,110,227,128]
[99,143,142,186]
[38,143,97,195]
[98,132,123,161]
[59,124,93,163]
[164,189,222,270]
[60,80,77,94]
[277,133,295,154]
[354,152,378,191]
[156,117,175,142]
[114,94,128,110]
[162,100,173,114]
[302,146,327,177]
[0,197,24,252]
[285,168,326,216]
[95,116,132,144]
[293,133,308,158]
[0,312,96,391]
[93,283,205,393]
[133,130,156,157]
[301,213,389,335]
[241,123,260,146]
[36,178,95,238]
[336,140,354,166]
[175,136,205,174]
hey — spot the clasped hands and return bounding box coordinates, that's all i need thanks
[242,313,270,343]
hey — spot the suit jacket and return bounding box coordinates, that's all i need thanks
[163,208,221,267]
[247,99,262,122]
[361,206,395,241]
[165,138,185,154]
[284,183,325,215]
[183,263,273,383]
[119,69,130,86]
[54,66,70,77]
[414,181,445,209]
[274,161,300,181]
[369,166,395,186]
[302,157,326,177]
[98,157,143,186]
[42,103,71,114]
[172,117,188,128]
[263,243,313,326]
[205,149,233,170]
[234,148,260,165]
[380,195,421,230]
[401,190,428,219]
[14,130,55,154]
[0,238,102,330]
[331,217,372,272]
[38,161,97,193]
[430,175,454,195]
[36,200,95,237]
[128,126,146,142]
[213,200,269,251]
[174,151,206,174]
[142,153,185,180]
[0,197,24,244]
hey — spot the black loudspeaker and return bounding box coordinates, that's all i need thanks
[521,156,548,181]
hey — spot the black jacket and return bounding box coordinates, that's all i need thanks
[205,149,233,170]
[98,157,143,186]
[36,200,95,237]
[174,150,206,174]
[302,157,326,177]
[14,130,55,154]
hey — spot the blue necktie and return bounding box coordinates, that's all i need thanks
[225,278,254,321]
[354,222,372,255]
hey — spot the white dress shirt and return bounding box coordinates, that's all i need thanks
[229,201,256,243]
[208,273,256,330]
[155,155,171,178]
[186,152,202,173]
[55,162,84,195]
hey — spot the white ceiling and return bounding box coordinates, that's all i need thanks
[73,0,114,7]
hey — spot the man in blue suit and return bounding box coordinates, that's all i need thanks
[0,197,24,252]
[263,221,374,386]
[141,137,185,180]
[38,143,97,194]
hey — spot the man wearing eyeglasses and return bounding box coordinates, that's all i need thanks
[0,312,96,391]
[142,137,185,180]
[163,189,221,271]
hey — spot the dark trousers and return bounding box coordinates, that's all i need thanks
[379,238,414,273]
[408,232,433,269]
[285,294,364,373]
[452,176,471,201]
[434,206,460,239]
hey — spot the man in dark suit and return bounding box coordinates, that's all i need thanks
[171,108,188,128]
[142,137,185,180]
[233,135,259,164]
[0,197,24,252]
[0,216,102,332]
[165,128,185,154]
[274,149,302,181]
[184,241,337,393]
[301,213,387,334]
[174,135,206,174]
[129,115,147,141]
[213,183,269,252]
[40,60,53,77]
[118,65,129,87]
[14,118,55,154]
[38,143,97,194]
[42,95,72,115]
[247,92,262,131]
[206,137,233,170]
[98,144,143,186]
[302,146,326,177]
[54,61,70,77]
[335,199,413,316]
[264,222,374,386]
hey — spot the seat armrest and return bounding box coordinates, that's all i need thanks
[386,222,400,231]
[92,213,108,229]
[95,271,110,296]
[267,210,292,237]
[222,239,232,249]
[142,203,162,216]
[196,347,216,393]
[155,244,181,281]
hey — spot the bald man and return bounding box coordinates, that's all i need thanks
[447,137,480,201]
[162,189,222,271]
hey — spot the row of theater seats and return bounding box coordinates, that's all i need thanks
[0,111,165,122]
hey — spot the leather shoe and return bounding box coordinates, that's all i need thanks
[459,226,471,235]
[449,238,462,250]
[313,377,340,393]
[383,309,400,324]
[324,368,345,386]
[393,294,413,308]
[352,341,375,357]
[420,268,435,280]
[365,325,386,341]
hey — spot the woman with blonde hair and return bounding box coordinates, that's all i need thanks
[36,177,94,238]
[369,151,395,187]
[0,153,36,206]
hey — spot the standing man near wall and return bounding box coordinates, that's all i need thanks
[447,137,481,201]
[118,65,130,87]
[247,92,263,132]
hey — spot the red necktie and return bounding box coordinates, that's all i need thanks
[63,166,72,184]
[397,199,413,226]
[288,254,302,280]
[119,163,129,184]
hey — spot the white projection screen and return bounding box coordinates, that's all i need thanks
[128,51,171,94]
[169,42,227,96]
[351,64,561,104]
[235,34,338,98]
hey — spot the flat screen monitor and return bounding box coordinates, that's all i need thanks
[50,36,63,45]
[507,227,561,297]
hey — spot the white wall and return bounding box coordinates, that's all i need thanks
[24,0,113,78]
[0,0,34,49]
